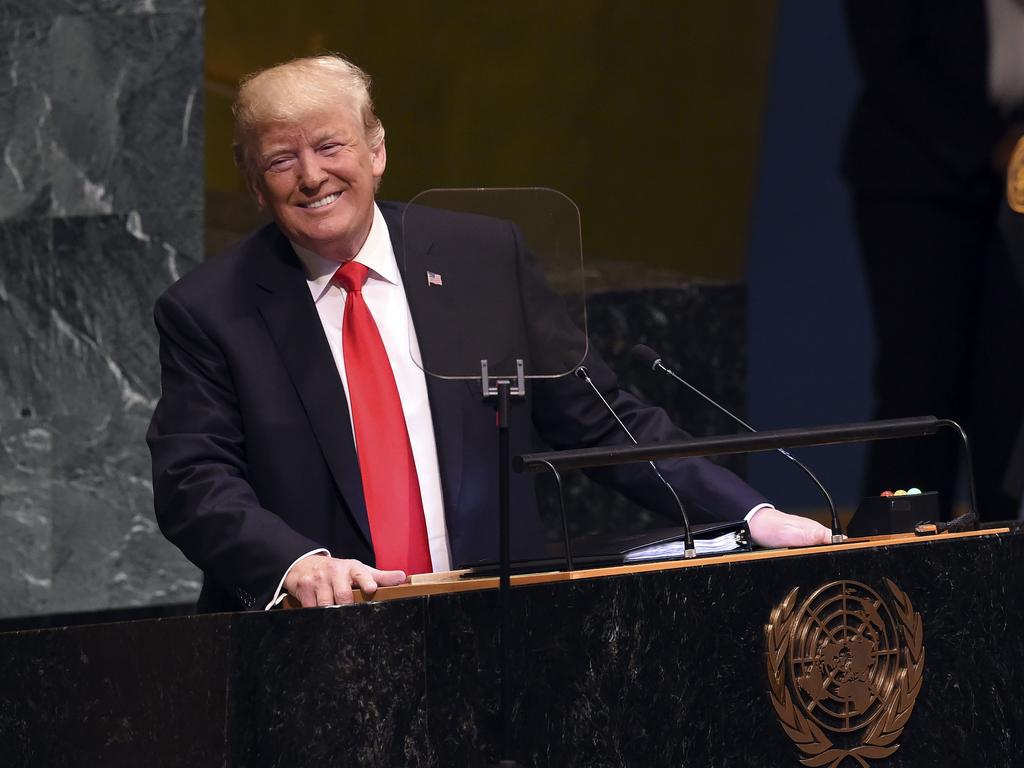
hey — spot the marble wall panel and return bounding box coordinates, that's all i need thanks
[0,219,56,614]
[0,415,55,614]
[46,211,202,611]
[48,12,202,217]
[0,16,53,219]
[0,5,202,220]
[0,0,204,618]
[0,218,56,417]
[0,210,203,616]
[50,1,203,14]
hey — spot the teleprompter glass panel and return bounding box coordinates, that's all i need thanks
[401,188,587,380]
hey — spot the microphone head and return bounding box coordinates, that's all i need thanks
[631,344,661,372]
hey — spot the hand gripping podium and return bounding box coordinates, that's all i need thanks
[1,528,1021,767]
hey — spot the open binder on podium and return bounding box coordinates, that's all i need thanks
[604,521,750,561]
[464,519,751,577]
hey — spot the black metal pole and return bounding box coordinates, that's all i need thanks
[494,380,520,768]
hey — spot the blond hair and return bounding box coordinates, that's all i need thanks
[231,54,385,178]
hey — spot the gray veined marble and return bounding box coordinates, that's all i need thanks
[48,12,202,217]
[0,5,202,221]
[0,0,204,618]
[47,1,205,16]
[0,211,203,616]
[0,2,203,31]
[0,17,54,220]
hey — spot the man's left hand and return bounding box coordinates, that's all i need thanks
[748,506,832,548]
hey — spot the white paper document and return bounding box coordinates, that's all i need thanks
[623,530,744,562]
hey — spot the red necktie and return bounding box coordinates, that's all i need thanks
[334,261,432,575]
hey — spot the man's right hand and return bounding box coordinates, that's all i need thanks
[284,554,407,607]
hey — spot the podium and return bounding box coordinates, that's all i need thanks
[1,529,1020,767]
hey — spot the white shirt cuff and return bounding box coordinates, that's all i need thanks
[264,548,331,610]
[745,503,775,523]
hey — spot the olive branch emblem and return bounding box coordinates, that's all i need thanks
[765,579,925,768]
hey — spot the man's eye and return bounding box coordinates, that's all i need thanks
[319,143,341,154]
[267,156,294,171]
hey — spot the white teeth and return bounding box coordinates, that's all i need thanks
[305,192,339,209]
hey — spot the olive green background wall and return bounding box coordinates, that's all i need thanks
[205,1,778,281]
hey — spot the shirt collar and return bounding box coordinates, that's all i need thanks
[290,203,399,302]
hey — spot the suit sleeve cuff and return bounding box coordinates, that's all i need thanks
[745,503,775,523]
[264,548,331,610]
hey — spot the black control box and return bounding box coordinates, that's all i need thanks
[847,491,939,537]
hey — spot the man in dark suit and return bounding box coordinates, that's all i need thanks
[147,55,830,613]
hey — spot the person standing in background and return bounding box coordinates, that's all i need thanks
[1000,137,1024,516]
[843,0,1024,521]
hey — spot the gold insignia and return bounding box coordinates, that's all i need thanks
[764,579,924,767]
[1010,136,1024,214]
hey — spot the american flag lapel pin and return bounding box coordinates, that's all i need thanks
[426,270,444,287]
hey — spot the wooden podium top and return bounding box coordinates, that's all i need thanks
[309,528,1009,606]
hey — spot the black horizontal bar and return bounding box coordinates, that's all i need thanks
[514,416,941,473]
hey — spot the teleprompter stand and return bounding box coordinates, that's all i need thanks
[481,359,526,768]
[400,186,588,766]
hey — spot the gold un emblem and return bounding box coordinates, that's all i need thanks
[764,579,924,768]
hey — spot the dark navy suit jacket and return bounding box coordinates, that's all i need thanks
[147,202,766,612]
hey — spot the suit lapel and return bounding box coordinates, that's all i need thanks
[382,202,467,521]
[249,225,373,548]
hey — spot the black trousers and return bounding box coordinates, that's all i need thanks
[854,193,1024,521]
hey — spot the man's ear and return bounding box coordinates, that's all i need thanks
[370,138,387,180]
[248,174,266,210]
[234,143,265,209]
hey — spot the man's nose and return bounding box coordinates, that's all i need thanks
[296,152,328,189]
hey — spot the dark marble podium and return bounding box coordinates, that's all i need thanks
[1,530,1021,767]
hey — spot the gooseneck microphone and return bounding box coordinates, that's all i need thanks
[574,366,697,558]
[631,344,846,544]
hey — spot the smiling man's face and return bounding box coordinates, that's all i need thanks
[250,106,386,262]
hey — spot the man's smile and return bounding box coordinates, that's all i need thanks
[299,191,341,209]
